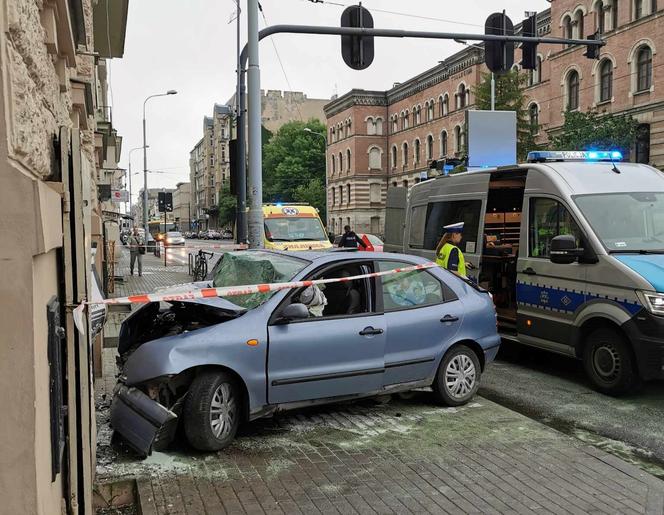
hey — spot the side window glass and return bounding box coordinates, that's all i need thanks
[378,261,444,310]
[423,200,482,253]
[529,198,583,258]
[409,205,427,248]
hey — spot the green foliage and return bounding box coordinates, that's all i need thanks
[217,183,236,227]
[551,110,639,152]
[473,70,540,161]
[262,119,327,219]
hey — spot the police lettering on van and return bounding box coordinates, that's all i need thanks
[397,150,664,395]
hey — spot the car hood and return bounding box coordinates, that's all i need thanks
[153,281,245,311]
[614,254,664,293]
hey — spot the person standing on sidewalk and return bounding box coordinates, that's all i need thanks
[338,225,367,249]
[128,227,144,276]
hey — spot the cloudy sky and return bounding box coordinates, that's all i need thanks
[112,0,550,200]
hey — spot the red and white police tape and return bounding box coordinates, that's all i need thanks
[73,261,438,334]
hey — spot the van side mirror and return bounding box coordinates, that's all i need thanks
[550,235,584,264]
[275,303,310,324]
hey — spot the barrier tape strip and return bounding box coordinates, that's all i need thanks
[73,262,438,335]
[121,244,248,250]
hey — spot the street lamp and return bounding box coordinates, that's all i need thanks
[454,39,495,110]
[302,128,329,227]
[127,145,148,225]
[143,90,177,235]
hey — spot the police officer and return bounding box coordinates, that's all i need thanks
[338,225,367,249]
[435,222,467,277]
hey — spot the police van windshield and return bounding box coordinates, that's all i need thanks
[264,217,327,242]
[574,192,664,253]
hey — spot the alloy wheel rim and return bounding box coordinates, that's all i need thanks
[445,354,476,399]
[593,344,621,381]
[210,383,237,439]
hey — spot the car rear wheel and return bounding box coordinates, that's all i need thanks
[183,371,241,451]
[433,345,481,406]
[582,327,640,395]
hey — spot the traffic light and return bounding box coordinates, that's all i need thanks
[341,4,374,70]
[158,191,165,212]
[484,12,514,74]
[164,192,173,213]
[584,31,601,59]
[521,13,538,70]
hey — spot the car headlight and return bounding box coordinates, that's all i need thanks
[636,290,664,316]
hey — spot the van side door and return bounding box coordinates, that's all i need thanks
[516,195,588,353]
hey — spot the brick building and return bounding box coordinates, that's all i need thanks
[325,0,664,236]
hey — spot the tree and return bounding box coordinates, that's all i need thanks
[262,119,327,218]
[217,183,236,228]
[473,70,540,161]
[551,110,639,153]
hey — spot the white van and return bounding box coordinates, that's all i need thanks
[399,151,664,394]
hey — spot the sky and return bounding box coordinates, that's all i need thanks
[111,0,551,201]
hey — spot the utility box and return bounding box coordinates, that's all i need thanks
[466,110,517,168]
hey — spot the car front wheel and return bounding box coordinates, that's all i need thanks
[433,345,481,406]
[582,327,640,395]
[183,371,241,451]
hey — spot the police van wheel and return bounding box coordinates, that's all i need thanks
[583,328,639,395]
[433,345,481,406]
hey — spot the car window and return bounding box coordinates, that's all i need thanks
[423,199,482,253]
[378,260,444,310]
[529,198,583,258]
[365,234,383,245]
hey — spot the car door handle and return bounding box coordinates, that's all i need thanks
[359,326,383,336]
[440,315,459,323]
[522,267,537,275]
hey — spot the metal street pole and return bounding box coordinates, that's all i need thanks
[142,90,177,237]
[234,1,247,244]
[128,146,147,226]
[491,72,495,110]
[247,0,262,248]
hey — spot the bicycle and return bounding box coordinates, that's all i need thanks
[191,250,213,281]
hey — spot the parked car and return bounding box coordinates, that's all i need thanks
[111,250,499,456]
[333,233,383,251]
[221,229,233,240]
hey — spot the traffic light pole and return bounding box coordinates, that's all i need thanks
[236,23,604,248]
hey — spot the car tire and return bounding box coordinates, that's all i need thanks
[183,371,241,451]
[582,327,640,395]
[432,345,481,407]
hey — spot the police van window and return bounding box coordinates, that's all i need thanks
[529,198,583,258]
[423,200,482,252]
[378,261,444,310]
[409,205,427,248]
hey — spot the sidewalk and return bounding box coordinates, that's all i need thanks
[95,247,664,514]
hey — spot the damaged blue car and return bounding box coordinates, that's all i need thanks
[111,250,500,456]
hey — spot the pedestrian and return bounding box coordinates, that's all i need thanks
[435,222,467,277]
[128,227,144,276]
[338,225,367,249]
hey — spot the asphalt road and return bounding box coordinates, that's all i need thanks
[159,238,237,267]
[480,341,664,477]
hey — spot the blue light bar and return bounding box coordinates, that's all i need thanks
[527,150,623,163]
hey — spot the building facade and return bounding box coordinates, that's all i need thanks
[325,0,664,236]
[173,181,192,231]
[191,90,329,230]
[0,0,128,513]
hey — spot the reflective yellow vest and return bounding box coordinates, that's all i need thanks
[436,242,467,277]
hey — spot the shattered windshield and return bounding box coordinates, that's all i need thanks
[212,251,309,309]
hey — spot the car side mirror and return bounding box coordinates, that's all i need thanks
[275,303,309,324]
[550,235,584,264]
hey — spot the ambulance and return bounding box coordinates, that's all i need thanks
[262,203,332,251]
[398,150,664,394]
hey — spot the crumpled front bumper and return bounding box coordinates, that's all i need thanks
[110,384,177,457]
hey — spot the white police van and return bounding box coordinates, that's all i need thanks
[400,150,664,394]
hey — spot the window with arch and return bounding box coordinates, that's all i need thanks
[427,101,434,121]
[331,187,336,206]
[346,184,351,204]
[440,130,448,156]
[366,116,375,135]
[346,149,351,172]
[567,70,580,110]
[402,142,409,166]
[574,10,584,39]
[454,126,463,153]
[339,152,344,172]
[347,119,352,135]
[391,145,397,169]
[415,106,422,125]
[599,59,613,101]
[637,45,653,91]
[375,117,383,135]
[529,103,539,134]
[426,135,434,161]
[596,0,606,33]
[635,0,644,19]
[403,179,409,189]
[414,139,421,164]
[457,84,467,109]
[562,15,573,45]
[330,127,334,141]
[443,94,449,115]
[339,186,343,205]
[438,96,444,116]
[404,110,410,129]
[613,0,620,28]
[528,56,542,86]
[331,155,336,174]
[368,147,381,170]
